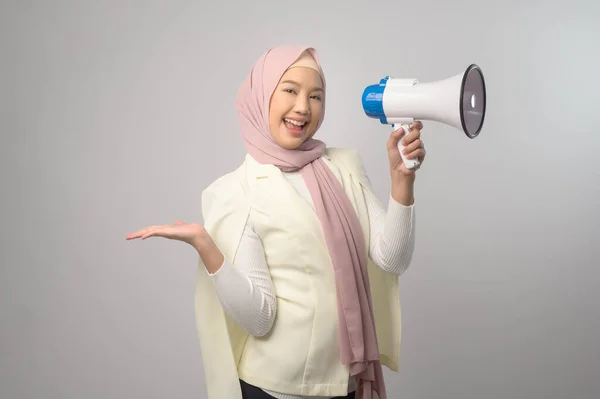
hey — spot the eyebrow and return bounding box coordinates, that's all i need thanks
[280,79,323,92]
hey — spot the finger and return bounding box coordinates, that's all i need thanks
[411,120,424,131]
[405,148,426,161]
[141,226,162,240]
[126,226,154,240]
[401,128,421,146]
[137,225,169,240]
[174,220,185,225]
[144,223,185,240]
[401,139,423,155]
[387,127,406,151]
[402,121,423,145]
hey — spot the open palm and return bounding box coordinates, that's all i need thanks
[126,220,205,248]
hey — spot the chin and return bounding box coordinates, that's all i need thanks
[279,137,306,150]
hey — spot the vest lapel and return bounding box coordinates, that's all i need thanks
[244,154,322,233]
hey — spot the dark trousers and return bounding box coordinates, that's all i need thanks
[240,379,356,399]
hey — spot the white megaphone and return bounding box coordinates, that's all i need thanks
[362,64,487,169]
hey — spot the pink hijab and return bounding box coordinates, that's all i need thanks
[235,45,387,399]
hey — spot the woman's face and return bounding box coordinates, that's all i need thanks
[268,65,324,150]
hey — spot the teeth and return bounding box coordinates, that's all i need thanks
[285,118,305,127]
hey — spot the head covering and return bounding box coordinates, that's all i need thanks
[236,47,327,169]
[287,50,321,72]
[235,45,386,399]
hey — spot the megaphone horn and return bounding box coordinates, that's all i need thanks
[362,64,487,169]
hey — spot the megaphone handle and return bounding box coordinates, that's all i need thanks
[394,124,420,169]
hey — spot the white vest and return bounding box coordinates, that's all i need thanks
[194,148,402,399]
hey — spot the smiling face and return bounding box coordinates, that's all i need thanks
[268,64,324,150]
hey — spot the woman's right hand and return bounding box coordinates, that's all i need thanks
[126,221,225,273]
[126,220,203,246]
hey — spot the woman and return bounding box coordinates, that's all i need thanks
[126,46,425,399]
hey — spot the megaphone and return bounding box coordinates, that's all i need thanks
[362,64,487,169]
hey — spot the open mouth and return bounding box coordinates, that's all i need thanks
[283,118,307,135]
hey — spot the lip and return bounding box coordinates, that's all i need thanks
[285,125,306,136]
[283,118,307,136]
[281,117,308,137]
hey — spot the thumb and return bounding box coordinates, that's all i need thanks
[387,127,405,151]
[174,220,185,225]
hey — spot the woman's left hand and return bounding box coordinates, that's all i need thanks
[387,121,426,176]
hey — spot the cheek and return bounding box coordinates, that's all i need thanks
[269,95,288,121]
[268,111,278,129]
[310,103,323,123]
[268,101,283,130]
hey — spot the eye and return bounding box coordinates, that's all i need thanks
[284,88,296,94]
[310,95,322,101]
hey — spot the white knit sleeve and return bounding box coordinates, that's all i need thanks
[206,222,277,337]
[366,191,416,276]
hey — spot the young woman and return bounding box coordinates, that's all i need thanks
[127,46,426,399]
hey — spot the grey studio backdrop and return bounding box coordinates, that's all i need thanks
[1,0,599,398]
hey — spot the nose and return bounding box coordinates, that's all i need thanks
[294,96,311,115]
